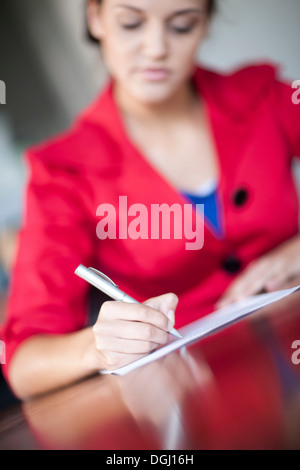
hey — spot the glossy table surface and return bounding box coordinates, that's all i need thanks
[1,288,300,450]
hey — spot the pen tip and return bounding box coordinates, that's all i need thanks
[170,329,183,339]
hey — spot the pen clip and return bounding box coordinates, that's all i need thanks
[88,268,118,287]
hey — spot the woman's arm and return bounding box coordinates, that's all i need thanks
[8,327,97,400]
[8,293,178,400]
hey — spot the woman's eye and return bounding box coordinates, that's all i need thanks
[121,23,142,30]
[169,18,200,34]
[171,25,194,34]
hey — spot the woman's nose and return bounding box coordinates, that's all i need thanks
[142,22,168,61]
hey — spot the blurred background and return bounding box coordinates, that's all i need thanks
[0,0,300,330]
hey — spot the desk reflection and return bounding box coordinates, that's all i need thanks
[17,291,300,450]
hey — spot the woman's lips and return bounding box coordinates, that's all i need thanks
[140,68,170,82]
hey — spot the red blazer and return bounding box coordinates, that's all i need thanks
[2,63,300,378]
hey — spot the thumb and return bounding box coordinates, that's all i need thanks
[144,293,179,323]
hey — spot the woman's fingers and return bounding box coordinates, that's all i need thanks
[98,298,175,333]
[216,259,282,307]
[98,351,148,371]
[94,318,169,344]
[144,293,179,318]
[144,293,179,326]
[95,336,160,355]
[217,236,300,308]
[264,271,289,291]
[92,293,179,371]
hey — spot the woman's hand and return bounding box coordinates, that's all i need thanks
[91,293,179,371]
[216,235,300,309]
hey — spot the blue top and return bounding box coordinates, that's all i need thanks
[182,180,224,238]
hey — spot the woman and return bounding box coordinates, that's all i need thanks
[2,0,300,399]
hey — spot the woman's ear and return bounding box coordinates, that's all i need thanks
[87,0,105,40]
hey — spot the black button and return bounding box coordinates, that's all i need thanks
[222,255,242,274]
[233,188,248,207]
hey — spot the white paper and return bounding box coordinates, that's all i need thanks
[101,285,300,376]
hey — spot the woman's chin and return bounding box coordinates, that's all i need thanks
[128,86,178,106]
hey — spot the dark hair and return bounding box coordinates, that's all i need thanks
[207,0,216,17]
[87,0,216,44]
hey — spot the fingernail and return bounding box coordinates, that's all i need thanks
[167,310,175,324]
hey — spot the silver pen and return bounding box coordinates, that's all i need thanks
[75,265,182,339]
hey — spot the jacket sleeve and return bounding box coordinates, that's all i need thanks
[1,149,96,379]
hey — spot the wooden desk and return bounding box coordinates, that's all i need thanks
[1,290,300,450]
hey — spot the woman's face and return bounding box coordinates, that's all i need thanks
[88,0,210,104]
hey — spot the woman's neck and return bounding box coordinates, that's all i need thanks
[113,80,200,125]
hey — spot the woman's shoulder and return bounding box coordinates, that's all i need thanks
[197,61,279,82]
[194,61,286,117]
[25,84,121,175]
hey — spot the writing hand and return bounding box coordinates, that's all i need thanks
[91,293,179,371]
